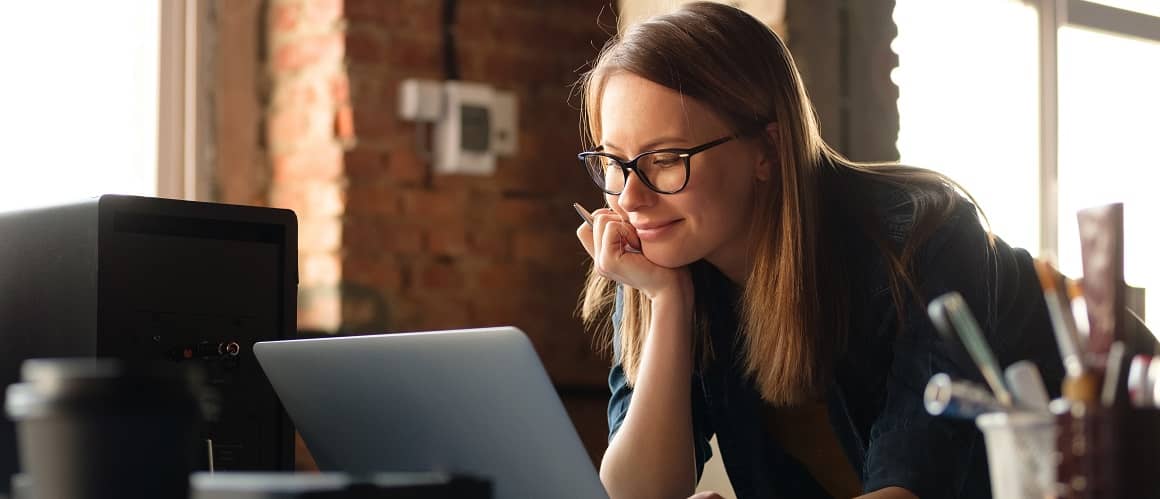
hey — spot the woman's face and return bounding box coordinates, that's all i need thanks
[597,72,769,271]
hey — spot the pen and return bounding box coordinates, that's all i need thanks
[924,373,1007,419]
[1033,259,1098,404]
[928,292,1015,408]
[573,203,641,253]
[1004,360,1051,412]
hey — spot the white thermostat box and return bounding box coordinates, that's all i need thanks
[398,79,518,175]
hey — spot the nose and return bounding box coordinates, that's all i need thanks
[613,169,655,212]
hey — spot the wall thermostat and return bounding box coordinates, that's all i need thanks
[398,79,518,175]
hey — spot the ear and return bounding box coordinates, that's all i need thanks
[754,122,779,182]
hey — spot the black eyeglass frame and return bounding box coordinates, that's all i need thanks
[577,134,737,195]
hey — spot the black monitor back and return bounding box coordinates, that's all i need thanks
[0,194,297,492]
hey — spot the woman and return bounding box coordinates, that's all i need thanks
[573,3,1062,499]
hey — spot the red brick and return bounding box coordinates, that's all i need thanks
[327,0,616,394]
[414,296,474,330]
[298,285,341,331]
[467,230,512,261]
[344,147,386,182]
[474,263,532,291]
[400,188,465,222]
[345,27,388,64]
[300,251,341,286]
[425,223,468,257]
[455,3,496,41]
[513,231,583,265]
[295,432,318,471]
[269,180,345,217]
[343,254,404,291]
[270,2,301,32]
[329,72,351,103]
[345,180,401,216]
[386,145,427,184]
[343,217,424,256]
[335,104,355,144]
[478,50,565,87]
[271,143,343,182]
[302,0,343,29]
[494,197,546,227]
[272,33,343,74]
[420,261,465,289]
[429,174,487,194]
[351,102,394,142]
[387,33,442,70]
[346,66,384,104]
[298,216,342,252]
[267,107,310,146]
[472,296,550,330]
[344,0,388,24]
[271,77,321,114]
[361,0,442,32]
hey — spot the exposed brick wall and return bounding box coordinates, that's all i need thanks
[340,0,614,464]
[215,0,618,470]
[266,0,355,332]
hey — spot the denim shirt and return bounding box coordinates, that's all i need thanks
[605,184,1064,498]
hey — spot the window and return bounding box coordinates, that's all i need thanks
[1057,25,1160,318]
[893,0,1041,254]
[895,0,1160,320]
[0,2,161,212]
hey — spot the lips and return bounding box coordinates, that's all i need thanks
[633,219,682,241]
[632,220,678,231]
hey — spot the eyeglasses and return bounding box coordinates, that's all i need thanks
[577,135,737,195]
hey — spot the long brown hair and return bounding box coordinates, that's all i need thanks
[577,2,971,406]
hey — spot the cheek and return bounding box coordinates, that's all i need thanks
[685,175,755,240]
[603,193,619,211]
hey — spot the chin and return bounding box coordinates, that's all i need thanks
[641,246,699,269]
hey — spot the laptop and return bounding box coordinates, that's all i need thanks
[253,326,609,499]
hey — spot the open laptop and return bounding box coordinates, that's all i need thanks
[253,326,609,499]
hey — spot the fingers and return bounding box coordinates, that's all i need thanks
[576,222,595,258]
[599,217,636,258]
[687,492,725,499]
[575,208,648,284]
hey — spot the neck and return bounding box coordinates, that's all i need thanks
[707,242,751,286]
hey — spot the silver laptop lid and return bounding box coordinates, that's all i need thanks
[254,326,608,499]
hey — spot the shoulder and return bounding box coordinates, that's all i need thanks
[838,165,978,248]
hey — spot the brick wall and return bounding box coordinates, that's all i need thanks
[266,0,356,333]
[217,0,622,469]
[342,0,612,464]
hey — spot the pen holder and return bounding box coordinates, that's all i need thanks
[1054,403,1160,499]
[976,412,1057,499]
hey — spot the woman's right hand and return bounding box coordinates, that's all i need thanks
[576,207,690,301]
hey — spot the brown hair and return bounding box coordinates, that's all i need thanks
[577,2,973,405]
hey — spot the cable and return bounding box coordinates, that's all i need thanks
[442,0,459,80]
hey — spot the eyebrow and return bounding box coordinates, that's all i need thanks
[598,136,690,154]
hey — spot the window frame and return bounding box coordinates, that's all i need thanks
[1035,0,1160,257]
[157,0,211,201]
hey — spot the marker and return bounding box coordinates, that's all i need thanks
[925,373,1007,419]
[928,292,1015,408]
[1101,341,1125,407]
[1004,361,1051,412]
[1127,355,1152,408]
[1033,259,1098,404]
